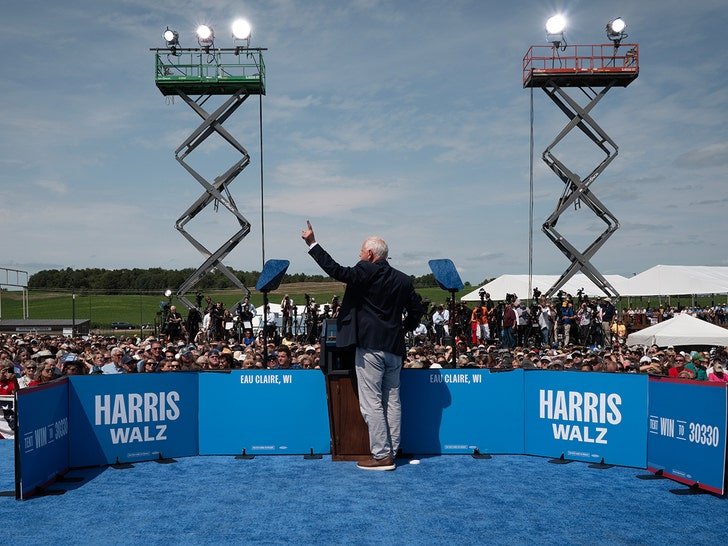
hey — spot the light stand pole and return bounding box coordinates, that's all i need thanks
[72,288,76,337]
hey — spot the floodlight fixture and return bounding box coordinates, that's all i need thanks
[163,27,179,48]
[606,17,627,46]
[546,14,566,35]
[196,24,215,49]
[545,14,567,49]
[232,18,252,54]
[232,19,252,40]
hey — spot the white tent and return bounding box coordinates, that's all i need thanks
[620,265,728,297]
[252,303,308,333]
[626,313,728,347]
[461,274,629,302]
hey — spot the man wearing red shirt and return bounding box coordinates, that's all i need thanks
[0,364,18,395]
[667,354,686,378]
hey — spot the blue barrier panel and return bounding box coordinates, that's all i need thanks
[647,378,727,495]
[401,369,524,455]
[524,371,648,467]
[16,379,70,499]
[68,373,199,467]
[198,371,330,455]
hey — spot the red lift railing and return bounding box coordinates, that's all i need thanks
[523,44,639,88]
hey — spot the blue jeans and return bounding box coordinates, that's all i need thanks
[541,327,550,346]
[502,326,515,348]
[355,348,402,460]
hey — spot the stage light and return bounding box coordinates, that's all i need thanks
[545,14,567,49]
[606,17,627,46]
[232,19,251,40]
[163,27,179,48]
[546,15,566,35]
[196,24,215,48]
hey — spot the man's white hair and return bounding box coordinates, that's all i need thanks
[363,236,388,261]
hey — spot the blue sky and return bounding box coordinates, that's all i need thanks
[1,0,726,286]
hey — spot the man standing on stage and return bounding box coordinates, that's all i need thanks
[302,220,424,471]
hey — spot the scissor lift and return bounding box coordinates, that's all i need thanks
[523,44,639,298]
[152,47,266,309]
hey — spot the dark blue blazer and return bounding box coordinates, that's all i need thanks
[309,244,424,357]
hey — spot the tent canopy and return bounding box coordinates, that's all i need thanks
[625,314,728,348]
[461,266,728,302]
[461,274,629,302]
[620,265,728,296]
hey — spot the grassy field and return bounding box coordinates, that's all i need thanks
[0,285,465,328]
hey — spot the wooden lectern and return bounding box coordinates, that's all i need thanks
[321,319,370,461]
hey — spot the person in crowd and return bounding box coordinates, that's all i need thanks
[516,303,530,347]
[471,299,490,346]
[206,349,222,370]
[302,220,424,471]
[162,348,177,367]
[561,300,575,347]
[412,320,429,345]
[177,347,196,370]
[708,362,728,383]
[17,361,37,388]
[685,356,707,381]
[160,357,181,372]
[63,359,85,376]
[141,359,159,373]
[599,299,616,346]
[667,353,687,378]
[242,328,255,347]
[166,305,185,342]
[102,347,127,374]
[501,301,517,349]
[275,345,293,369]
[0,362,18,395]
[186,306,202,343]
[29,360,58,386]
[537,297,552,348]
[281,295,294,337]
[432,305,448,345]
[577,303,593,346]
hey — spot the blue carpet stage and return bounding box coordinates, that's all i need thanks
[0,440,725,545]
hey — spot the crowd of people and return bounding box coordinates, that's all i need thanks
[1,292,728,396]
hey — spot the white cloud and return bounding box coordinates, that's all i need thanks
[34,179,69,196]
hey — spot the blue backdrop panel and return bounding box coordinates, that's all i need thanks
[16,380,70,499]
[401,369,524,455]
[524,371,648,467]
[198,371,330,455]
[68,373,199,467]
[647,378,727,495]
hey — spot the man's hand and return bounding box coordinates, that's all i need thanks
[301,220,316,246]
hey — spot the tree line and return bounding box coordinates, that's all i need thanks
[27,268,453,293]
